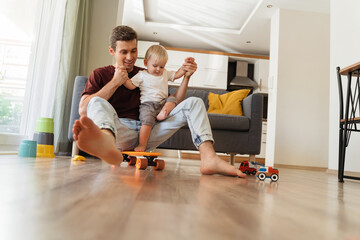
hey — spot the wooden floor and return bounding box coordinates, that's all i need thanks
[1,155,360,240]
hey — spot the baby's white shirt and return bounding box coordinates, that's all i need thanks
[131,69,176,103]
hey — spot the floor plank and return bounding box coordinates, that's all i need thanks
[0,155,360,240]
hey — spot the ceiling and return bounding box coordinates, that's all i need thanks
[121,0,329,56]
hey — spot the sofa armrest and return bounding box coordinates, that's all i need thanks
[242,93,264,153]
[67,76,88,141]
[242,93,263,119]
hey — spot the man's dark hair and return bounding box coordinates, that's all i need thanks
[109,25,137,50]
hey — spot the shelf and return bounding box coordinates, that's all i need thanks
[164,46,269,60]
[339,62,360,76]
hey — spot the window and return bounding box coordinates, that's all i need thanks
[0,0,40,135]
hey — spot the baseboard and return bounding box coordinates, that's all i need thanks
[274,164,327,172]
[0,151,17,155]
[327,169,360,177]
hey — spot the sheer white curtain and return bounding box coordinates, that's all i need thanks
[53,0,91,154]
[21,0,67,138]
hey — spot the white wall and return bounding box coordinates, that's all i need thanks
[267,9,330,167]
[86,0,119,76]
[328,0,360,172]
[266,10,280,167]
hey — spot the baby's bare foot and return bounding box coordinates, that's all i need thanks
[73,116,123,165]
[156,109,168,121]
[134,145,146,152]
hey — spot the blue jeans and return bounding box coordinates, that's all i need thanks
[87,96,214,151]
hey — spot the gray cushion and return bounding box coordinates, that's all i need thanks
[208,113,249,131]
[180,113,250,131]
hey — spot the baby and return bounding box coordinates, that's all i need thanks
[124,44,194,152]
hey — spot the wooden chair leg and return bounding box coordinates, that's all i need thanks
[72,141,79,157]
[229,153,235,165]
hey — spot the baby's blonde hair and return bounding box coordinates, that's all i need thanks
[144,45,168,62]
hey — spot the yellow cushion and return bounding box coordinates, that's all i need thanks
[207,89,250,116]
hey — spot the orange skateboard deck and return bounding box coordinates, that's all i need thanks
[121,151,165,170]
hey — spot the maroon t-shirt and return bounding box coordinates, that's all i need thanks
[82,65,144,120]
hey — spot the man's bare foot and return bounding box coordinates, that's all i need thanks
[198,141,246,178]
[200,155,246,178]
[72,116,123,165]
[156,109,168,121]
[134,145,146,152]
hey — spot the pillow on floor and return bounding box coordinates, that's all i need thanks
[207,89,250,116]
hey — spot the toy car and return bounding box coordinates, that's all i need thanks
[239,161,257,175]
[256,166,279,182]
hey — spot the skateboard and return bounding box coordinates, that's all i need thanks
[121,151,165,170]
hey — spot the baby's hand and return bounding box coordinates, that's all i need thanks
[184,57,195,64]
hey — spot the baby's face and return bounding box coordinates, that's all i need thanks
[145,57,167,76]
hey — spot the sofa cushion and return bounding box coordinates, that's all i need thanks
[207,89,250,116]
[208,113,249,131]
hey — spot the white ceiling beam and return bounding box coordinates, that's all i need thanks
[238,0,264,36]
[144,21,240,34]
[142,0,264,36]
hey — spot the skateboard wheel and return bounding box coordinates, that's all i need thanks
[136,158,148,170]
[128,156,137,166]
[154,159,165,170]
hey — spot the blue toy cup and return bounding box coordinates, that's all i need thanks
[18,140,37,157]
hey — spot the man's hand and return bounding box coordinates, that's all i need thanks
[113,64,128,87]
[182,57,197,77]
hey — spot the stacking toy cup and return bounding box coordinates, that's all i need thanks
[33,117,55,158]
[18,140,37,157]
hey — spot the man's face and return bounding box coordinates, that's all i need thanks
[109,39,137,72]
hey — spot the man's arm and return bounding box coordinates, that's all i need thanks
[79,65,128,116]
[173,59,197,103]
[173,75,190,103]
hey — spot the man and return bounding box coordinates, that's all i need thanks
[72,25,245,177]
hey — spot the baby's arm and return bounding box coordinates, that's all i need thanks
[124,72,142,90]
[174,67,186,80]
[174,57,195,79]
[123,78,137,90]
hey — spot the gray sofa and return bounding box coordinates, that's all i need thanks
[158,87,263,163]
[68,76,263,163]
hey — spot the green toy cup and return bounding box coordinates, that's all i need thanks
[18,140,37,157]
[35,117,54,133]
